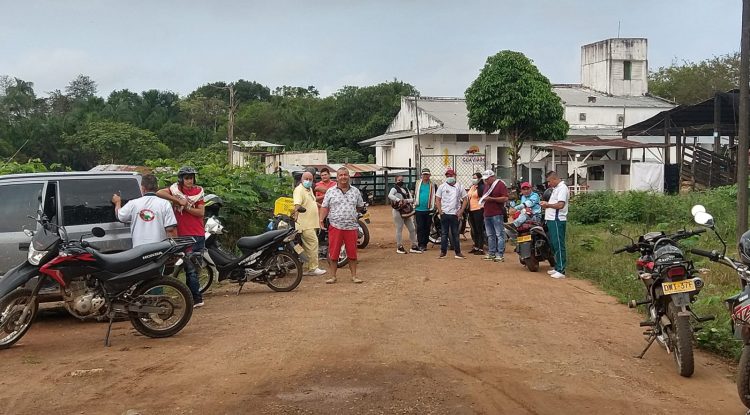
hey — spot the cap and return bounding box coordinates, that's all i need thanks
[520,181,531,189]
[421,168,431,175]
[481,170,495,180]
[445,168,456,177]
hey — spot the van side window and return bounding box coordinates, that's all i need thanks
[0,183,44,232]
[60,178,141,226]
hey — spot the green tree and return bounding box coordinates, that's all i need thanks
[66,120,168,168]
[649,52,739,105]
[465,51,568,183]
[65,74,98,100]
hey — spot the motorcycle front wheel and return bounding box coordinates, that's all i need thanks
[265,251,303,292]
[0,289,37,350]
[666,302,695,377]
[738,344,750,408]
[128,278,193,339]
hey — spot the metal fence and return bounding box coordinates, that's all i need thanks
[419,154,487,186]
[351,168,418,205]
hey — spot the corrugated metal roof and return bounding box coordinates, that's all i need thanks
[89,164,149,173]
[553,85,674,108]
[222,140,284,148]
[533,138,666,153]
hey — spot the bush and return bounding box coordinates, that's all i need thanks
[147,147,292,246]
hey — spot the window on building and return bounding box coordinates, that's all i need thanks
[0,183,44,232]
[456,134,469,142]
[617,114,625,124]
[624,61,632,81]
[620,164,630,175]
[587,165,605,181]
[410,121,414,130]
[579,113,586,121]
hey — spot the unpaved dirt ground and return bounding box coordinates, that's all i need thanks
[0,206,746,415]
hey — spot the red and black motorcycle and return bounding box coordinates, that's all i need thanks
[0,214,196,349]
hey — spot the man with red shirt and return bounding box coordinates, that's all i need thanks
[157,166,206,308]
[479,170,509,262]
[314,167,336,205]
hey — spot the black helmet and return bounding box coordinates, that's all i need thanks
[177,166,197,183]
[740,230,750,264]
[204,194,223,217]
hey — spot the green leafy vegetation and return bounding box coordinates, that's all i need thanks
[568,186,744,358]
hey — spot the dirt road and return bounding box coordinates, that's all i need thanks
[0,206,745,414]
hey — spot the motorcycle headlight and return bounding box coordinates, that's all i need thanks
[27,246,48,265]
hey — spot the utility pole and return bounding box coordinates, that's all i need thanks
[212,83,239,165]
[738,0,750,240]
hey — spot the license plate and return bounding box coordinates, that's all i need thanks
[293,244,304,255]
[662,279,696,295]
[517,235,532,243]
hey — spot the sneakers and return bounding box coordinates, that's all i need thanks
[351,277,364,284]
[483,254,496,261]
[473,249,485,256]
[396,246,407,254]
[455,253,466,259]
[546,270,557,275]
[305,268,327,276]
[410,246,422,254]
[325,277,337,284]
[550,272,566,279]
[193,301,205,308]
[493,256,505,263]
[438,252,447,259]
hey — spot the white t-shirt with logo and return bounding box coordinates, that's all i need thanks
[436,182,467,215]
[544,181,570,221]
[117,194,178,247]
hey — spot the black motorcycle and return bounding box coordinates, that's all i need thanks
[507,220,554,272]
[612,225,714,377]
[0,213,196,348]
[204,220,304,295]
[688,205,750,408]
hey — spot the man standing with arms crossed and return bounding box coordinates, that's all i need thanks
[435,168,468,259]
[540,171,569,279]
[294,171,326,276]
[319,167,364,284]
[157,166,207,308]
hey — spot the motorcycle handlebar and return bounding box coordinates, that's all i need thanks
[613,246,629,254]
[690,248,719,261]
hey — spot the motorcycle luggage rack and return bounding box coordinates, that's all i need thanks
[170,236,197,247]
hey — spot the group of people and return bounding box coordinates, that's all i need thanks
[389,168,569,279]
[112,166,207,307]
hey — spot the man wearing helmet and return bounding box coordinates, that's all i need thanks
[157,166,207,308]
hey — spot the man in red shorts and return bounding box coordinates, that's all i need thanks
[319,167,365,284]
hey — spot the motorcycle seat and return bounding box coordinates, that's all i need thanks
[237,230,288,251]
[89,240,174,273]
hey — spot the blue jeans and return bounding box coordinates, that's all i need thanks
[484,215,505,257]
[184,236,205,303]
[513,211,542,227]
[440,214,461,254]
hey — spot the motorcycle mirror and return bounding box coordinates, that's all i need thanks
[693,212,714,228]
[91,227,106,238]
[691,205,706,217]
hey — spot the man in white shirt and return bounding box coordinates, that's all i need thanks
[435,168,468,259]
[540,171,569,279]
[112,174,178,247]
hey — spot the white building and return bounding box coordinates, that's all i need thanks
[222,140,328,174]
[360,38,675,190]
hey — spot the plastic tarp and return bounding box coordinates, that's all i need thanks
[630,162,664,192]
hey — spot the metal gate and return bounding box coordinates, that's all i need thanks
[419,154,487,185]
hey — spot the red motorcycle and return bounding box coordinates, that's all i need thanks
[0,214,196,348]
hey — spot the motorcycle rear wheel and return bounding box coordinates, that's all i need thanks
[666,302,694,377]
[524,255,540,272]
[737,345,750,408]
[265,251,303,292]
[357,220,370,249]
[0,289,37,350]
[129,278,193,339]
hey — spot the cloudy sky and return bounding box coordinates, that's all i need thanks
[0,0,742,98]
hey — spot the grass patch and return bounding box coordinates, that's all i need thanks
[567,189,746,359]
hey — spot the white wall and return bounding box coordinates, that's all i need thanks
[581,38,648,96]
[263,151,328,173]
[387,97,442,132]
[566,105,663,129]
